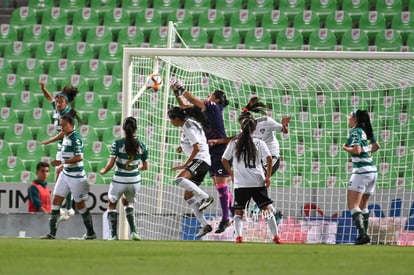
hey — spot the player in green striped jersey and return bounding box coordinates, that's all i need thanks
[343,109,380,245]
[100,117,148,241]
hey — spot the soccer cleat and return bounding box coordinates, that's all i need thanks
[130,232,142,241]
[195,224,213,238]
[40,233,55,240]
[82,233,97,240]
[198,196,214,211]
[355,235,370,245]
[273,236,282,244]
[214,220,231,234]
[107,236,118,241]
[235,236,243,243]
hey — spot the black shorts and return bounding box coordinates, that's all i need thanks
[233,187,273,210]
[209,147,231,177]
[185,159,210,185]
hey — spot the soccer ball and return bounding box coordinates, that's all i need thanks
[146,74,163,92]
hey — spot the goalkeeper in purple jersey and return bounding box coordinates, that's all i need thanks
[343,109,380,245]
[171,79,233,234]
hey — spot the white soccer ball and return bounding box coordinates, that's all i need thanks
[146,74,163,92]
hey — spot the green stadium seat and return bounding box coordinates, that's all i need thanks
[101,125,122,146]
[110,61,123,80]
[28,74,57,105]
[83,141,111,170]
[121,0,150,20]
[0,156,27,182]
[358,11,386,43]
[279,0,306,21]
[22,24,51,56]
[86,172,107,185]
[392,11,414,43]
[90,0,119,22]
[117,26,145,47]
[92,75,122,105]
[340,28,369,51]
[184,0,211,23]
[10,91,40,120]
[197,9,225,40]
[35,41,63,72]
[0,73,25,103]
[212,27,241,49]
[152,0,181,21]
[105,92,122,123]
[0,58,12,83]
[0,139,13,158]
[3,123,33,152]
[86,26,114,57]
[247,0,274,22]
[308,28,337,50]
[66,42,95,71]
[79,59,108,87]
[324,10,353,42]
[28,0,55,22]
[0,107,19,137]
[0,24,17,57]
[261,10,289,43]
[148,26,169,48]
[406,31,414,52]
[375,29,403,52]
[44,59,74,90]
[22,107,52,137]
[167,9,194,35]
[98,42,123,72]
[59,0,86,22]
[243,27,273,49]
[9,7,38,39]
[342,0,368,23]
[310,0,337,22]
[12,170,37,184]
[135,8,163,39]
[54,25,82,59]
[78,124,100,147]
[15,58,44,87]
[97,158,114,182]
[293,10,321,42]
[74,91,104,122]
[376,0,402,23]
[215,0,243,22]
[72,7,100,39]
[41,7,69,39]
[3,41,31,71]
[275,28,304,50]
[180,26,209,48]
[86,108,116,138]
[35,123,57,155]
[16,139,47,170]
[229,9,257,42]
[103,8,131,39]
[68,74,90,94]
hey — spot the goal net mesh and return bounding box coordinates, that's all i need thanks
[123,47,414,244]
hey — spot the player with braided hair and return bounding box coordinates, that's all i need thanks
[221,112,282,244]
[343,109,380,245]
[100,116,148,241]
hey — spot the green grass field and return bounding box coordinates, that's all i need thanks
[0,238,413,275]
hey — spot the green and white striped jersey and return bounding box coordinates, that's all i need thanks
[347,127,377,174]
[61,131,85,178]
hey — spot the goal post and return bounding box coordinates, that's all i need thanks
[122,47,414,244]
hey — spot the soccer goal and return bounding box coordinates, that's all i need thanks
[122,42,414,244]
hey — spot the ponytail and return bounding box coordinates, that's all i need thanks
[123,116,141,156]
[355,110,374,140]
[235,115,257,167]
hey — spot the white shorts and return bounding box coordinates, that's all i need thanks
[348,173,377,195]
[53,172,89,202]
[108,182,140,204]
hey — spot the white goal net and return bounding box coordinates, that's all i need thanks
[122,44,414,244]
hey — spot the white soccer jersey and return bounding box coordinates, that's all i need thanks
[180,118,211,165]
[252,116,283,158]
[222,137,271,188]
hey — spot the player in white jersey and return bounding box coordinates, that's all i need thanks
[168,107,214,238]
[343,109,380,245]
[100,117,148,241]
[40,114,96,240]
[221,112,282,244]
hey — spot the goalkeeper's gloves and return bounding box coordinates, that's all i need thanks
[170,79,186,97]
